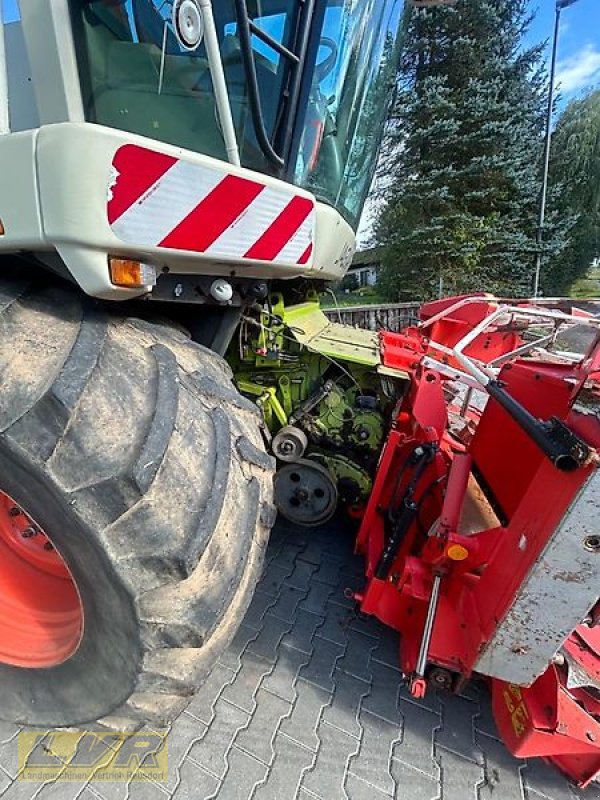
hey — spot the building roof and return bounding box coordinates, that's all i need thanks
[352,246,384,267]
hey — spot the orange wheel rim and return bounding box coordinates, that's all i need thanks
[0,490,83,668]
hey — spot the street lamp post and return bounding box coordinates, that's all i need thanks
[533,0,581,298]
[0,0,10,135]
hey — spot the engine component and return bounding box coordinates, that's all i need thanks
[233,293,391,518]
[274,459,338,527]
[272,425,308,462]
[297,383,385,460]
[309,453,373,507]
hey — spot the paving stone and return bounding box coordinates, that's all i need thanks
[345,771,393,799]
[348,710,400,795]
[336,630,378,682]
[247,616,293,662]
[185,664,237,725]
[297,539,324,567]
[3,740,91,800]
[317,602,355,646]
[221,652,273,714]
[300,582,335,617]
[573,782,600,800]
[267,585,308,623]
[252,734,314,800]
[6,732,61,782]
[397,681,441,715]
[0,778,67,800]
[285,560,319,592]
[263,526,289,562]
[301,721,359,799]
[473,692,502,742]
[234,690,291,766]
[393,700,439,777]
[219,624,259,673]
[322,670,370,740]
[477,732,526,800]
[74,791,100,800]
[212,747,266,800]
[348,611,385,640]
[362,661,403,725]
[280,609,324,655]
[329,573,360,609]
[0,727,20,747]
[522,758,583,800]
[147,715,205,793]
[296,790,317,800]
[311,523,349,557]
[86,770,135,800]
[312,557,344,587]
[261,646,310,703]
[391,759,440,800]
[436,748,485,800]
[370,630,402,671]
[298,636,345,692]
[171,759,220,800]
[85,780,127,800]
[435,693,483,765]
[0,734,20,781]
[257,562,294,598]
[243,591,277,630]
[188,699,250,781]
[0,769,11,796]
[268,544,306,575]
[279,680,332,752]
[126,777,170,800]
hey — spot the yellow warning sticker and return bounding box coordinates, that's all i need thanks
[502,684,530,738]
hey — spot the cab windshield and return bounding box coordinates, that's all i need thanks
[293,0,403,228]
[71,0,404,229]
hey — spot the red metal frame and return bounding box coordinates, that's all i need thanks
[356,296,600,787]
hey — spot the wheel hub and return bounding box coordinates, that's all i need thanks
[0,491,83,668]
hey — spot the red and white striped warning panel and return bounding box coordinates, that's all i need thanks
[107,145,315,267]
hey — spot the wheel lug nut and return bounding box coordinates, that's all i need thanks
[44,541,54,551]
[9,506,21,517]
[21,527,37,538]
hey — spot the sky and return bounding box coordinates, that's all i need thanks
[526,0,600,108]
[3,0,599,103]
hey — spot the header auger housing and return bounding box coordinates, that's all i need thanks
[352,296,600,787]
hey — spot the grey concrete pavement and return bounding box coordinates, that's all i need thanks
[1,516,598,800]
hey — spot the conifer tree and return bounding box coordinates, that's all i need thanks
[376,0,559,301]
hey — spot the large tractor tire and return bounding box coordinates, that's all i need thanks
[0,278,275,729]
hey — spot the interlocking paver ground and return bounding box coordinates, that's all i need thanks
[1,516,597,800]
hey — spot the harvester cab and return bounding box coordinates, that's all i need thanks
[1,0,403,302]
